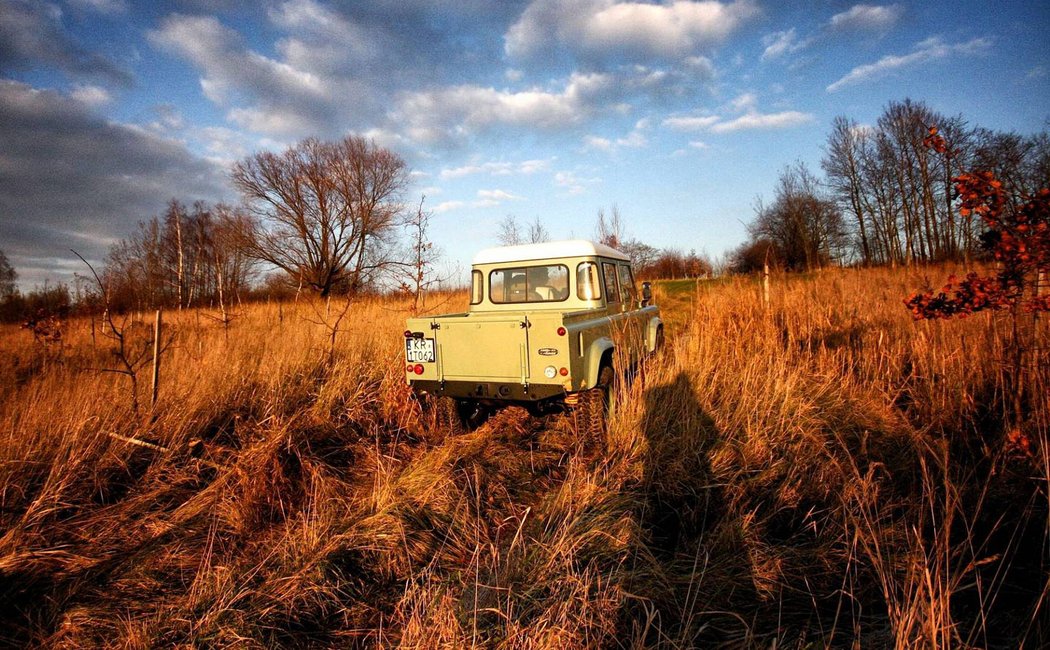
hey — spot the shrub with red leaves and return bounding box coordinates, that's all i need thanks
[905,173,1050,319]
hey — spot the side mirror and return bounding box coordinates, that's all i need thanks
[641,281,652,307]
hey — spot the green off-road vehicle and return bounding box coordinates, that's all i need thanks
[404,240,662,431]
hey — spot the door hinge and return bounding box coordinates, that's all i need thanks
[431,322,441,330]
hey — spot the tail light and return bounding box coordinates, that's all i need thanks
[559,367,568,376]
[557,326,566,336]
[414,364,425,375]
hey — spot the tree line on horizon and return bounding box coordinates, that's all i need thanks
[2,96,1047,321]
[731,98,1049,272]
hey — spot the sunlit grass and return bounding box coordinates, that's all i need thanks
[0,266,1046,647]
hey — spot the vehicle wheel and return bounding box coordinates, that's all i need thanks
[434,396,464,436]
[456,399,490,431]
[577,364,614,445]
[653,326,665,355]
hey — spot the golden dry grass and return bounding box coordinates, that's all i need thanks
[0,266,1046,648]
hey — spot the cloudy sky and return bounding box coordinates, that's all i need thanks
[1,0,1048,288]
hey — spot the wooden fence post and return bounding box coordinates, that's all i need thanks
[762,261,770,309]
[151,309,162,408]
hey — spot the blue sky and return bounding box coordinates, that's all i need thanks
[1,0,1048,288]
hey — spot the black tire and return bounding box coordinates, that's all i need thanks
[434,396,464,436]
[653,326,665,355]
[456,399,490,431]
[577,364,614,445]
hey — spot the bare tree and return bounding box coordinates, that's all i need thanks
[823,117,874,265]
[100,201,255,311]
[527,216,550,243]
[0,249,16,300]
[161,200,187,308]
[497,214,523,245]
[209,204,256,329]
[232,135,409,296]
[595,205,625,248]
[750,161,846,271]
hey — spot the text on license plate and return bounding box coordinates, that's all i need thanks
[405,338,435,363]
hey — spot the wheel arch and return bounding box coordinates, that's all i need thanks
[584,336,615,390]
[647,316,664,353]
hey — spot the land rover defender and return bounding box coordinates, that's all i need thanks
[404,240,662,430]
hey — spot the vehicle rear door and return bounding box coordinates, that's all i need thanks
[434,315,530,384]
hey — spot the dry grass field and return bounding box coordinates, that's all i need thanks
[0,266,1047,648]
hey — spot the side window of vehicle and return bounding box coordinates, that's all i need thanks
[617,265,636,305]
[602,262,619,303]
[470,270,483,304]
[577,262,601,301]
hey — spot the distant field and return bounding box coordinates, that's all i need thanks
[0,266,1046,648]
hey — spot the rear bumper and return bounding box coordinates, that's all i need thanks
[409,379,565,402]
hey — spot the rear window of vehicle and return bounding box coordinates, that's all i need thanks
[489,264,569,303]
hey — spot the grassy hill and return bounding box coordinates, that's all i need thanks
[0,266,1046,648]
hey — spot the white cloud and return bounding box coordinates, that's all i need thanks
[440,159,552,179]
[427,190,524,212]
[663,114,720,130]
[689,140,709,149]
[151,16,325,98]
[826,36,991,92]
[269,0,385,74]
[149,104,185,132]
[684,55,717,79]
[197,125,255,165]
[553,170,601,195]
[583,128,648,152]
[148,11,381,138]
[829,4,903,31]
[227,106,316,137]
[584,117,650,152]
[709,110,813,132]
[761,28,808,61]
[584,135,614,151]
[69,84,111,107]
[505,0,759,61]
[393,73,614,144]
[519,158,553,174]
[663,96,813,133]
[67,0,128,14]
[477,189,523,202]
[729,92,757,112]
[433,200,466,213]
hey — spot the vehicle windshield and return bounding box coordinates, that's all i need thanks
[489,264,569,303]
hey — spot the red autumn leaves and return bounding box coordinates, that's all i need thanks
[905,133,1050,320]
[922,125,949,154]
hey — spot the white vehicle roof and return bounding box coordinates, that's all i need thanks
[472,239,629,265]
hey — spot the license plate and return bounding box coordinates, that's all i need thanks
[405,338,435,363]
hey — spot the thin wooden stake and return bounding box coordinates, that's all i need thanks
[762,260,770,308]
[108,431,168,452]
[151,309,162,408]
